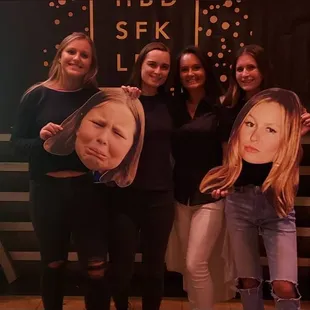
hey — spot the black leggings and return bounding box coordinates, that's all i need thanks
[30,174,108,310]
[106,188,174,310]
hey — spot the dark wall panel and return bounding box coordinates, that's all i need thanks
[93,0,195,86]
[0,0,90,133]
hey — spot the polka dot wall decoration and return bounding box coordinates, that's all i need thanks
[210,16,218,23]
[41,1,90,68]
[206,29,212,36]
[198,0,254,86]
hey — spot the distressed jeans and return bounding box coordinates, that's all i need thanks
[225,186,300,310]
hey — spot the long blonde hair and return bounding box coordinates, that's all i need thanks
[24,32,98,96]
[200,88,303,216]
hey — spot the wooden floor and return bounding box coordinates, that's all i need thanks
[0,297,310,310]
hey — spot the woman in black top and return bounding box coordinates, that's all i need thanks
[221,44,274,142]
[104,42,174,310]
[166,46,235,310]
[221,44,310,195]
[221,44,310,197]
[203,45,310,309]
[11,32,107,310]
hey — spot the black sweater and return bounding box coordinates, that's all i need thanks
[11,85,99,180]
[130,93,174,191]
[171,95,224,205]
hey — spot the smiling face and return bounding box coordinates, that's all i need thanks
[140,49,170,94]
[75,101,136,171]
[238,101,284,164]
[59,38,92,81]
[235,54,263,95]
[179,53,206,91]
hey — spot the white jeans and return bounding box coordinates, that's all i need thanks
[174,200,224,310]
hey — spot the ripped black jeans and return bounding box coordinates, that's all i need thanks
[30,174,108,310]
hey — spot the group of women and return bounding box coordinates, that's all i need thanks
[11,31,310,310]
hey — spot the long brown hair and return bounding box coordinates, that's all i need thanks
[223,44,273,108]
[128,42,171,93]
[200,88,302,217]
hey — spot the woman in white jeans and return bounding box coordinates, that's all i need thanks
[166,46,235,310]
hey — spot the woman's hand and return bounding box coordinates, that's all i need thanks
[121,86,141,100]
[40,122,63,140]
[211,189,229,199]
[301,111,310,136]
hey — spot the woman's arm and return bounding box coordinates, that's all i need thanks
[10,91,44,157]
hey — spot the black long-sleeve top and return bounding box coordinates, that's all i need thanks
[171,95,224,205]
[129,93,174,191]
[220,96,247,142]
[10,85,99,180]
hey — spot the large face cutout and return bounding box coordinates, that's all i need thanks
[238,101,284,164]
[43,89,145,186]
[75,101,136,171]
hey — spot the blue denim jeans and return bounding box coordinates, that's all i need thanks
[225,186,300,310]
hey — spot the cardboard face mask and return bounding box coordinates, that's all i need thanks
[200,88,303,215]
[237,100,284,164]
[44,88,145,187]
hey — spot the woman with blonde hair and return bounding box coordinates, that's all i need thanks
[200,88,303,310]
[11,32,133,310]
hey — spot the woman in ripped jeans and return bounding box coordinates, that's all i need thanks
[10,32,144,310]
[200,88,310,309]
